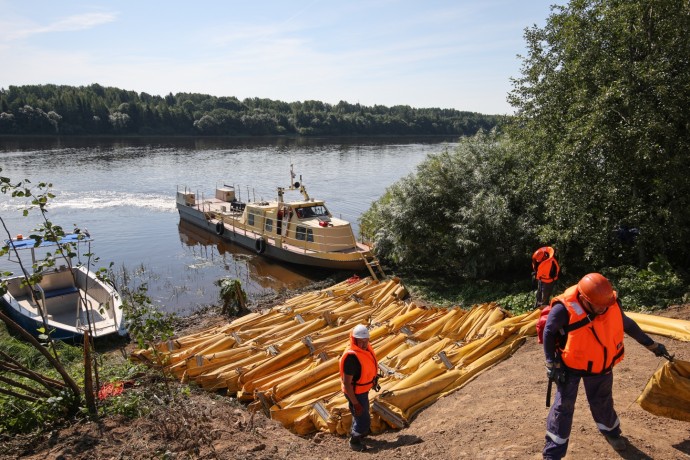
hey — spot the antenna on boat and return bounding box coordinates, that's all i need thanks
[289,164,297,188]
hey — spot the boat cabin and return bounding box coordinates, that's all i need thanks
[214,194,357,253]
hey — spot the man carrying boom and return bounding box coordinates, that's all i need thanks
[542,273,671,459]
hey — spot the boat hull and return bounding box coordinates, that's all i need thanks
[0,299,79,341]
[1,266,126,342]
[177,203,367,271]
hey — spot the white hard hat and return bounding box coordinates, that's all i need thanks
[352,324,370,339]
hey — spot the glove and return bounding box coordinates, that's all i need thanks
[546,361,566,384]
[373,374,381,392]
[646,342,671,359]
[352,401,363,417]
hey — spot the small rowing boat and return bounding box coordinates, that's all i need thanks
[1,233,126,341]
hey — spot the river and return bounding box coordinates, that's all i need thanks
[0,136,456,315]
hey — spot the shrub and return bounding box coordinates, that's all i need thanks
[603,257,688,310]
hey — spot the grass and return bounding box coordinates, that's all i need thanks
[0,322,152,434]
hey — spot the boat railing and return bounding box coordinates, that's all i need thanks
[109,293,120,331]
[33,284,47,317]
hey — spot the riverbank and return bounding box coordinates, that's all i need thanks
[4,301,688,459]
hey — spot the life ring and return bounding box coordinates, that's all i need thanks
[255,237,266,254]
[215,221,225,235]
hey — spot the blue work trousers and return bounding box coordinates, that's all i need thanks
[346,391,371,437]
[543,371,621,459]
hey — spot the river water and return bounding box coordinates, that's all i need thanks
[0,136,456,315]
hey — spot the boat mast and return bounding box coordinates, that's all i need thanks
[288,164,310,201]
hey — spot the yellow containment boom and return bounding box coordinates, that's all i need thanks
[625,312,690,342]
[637,359,690,422]
[133,277,690,435]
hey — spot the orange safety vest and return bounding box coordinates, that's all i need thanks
[552,285,625,375]
[339,334,378,394]
[536,257,560,283]
[532,247,560,282]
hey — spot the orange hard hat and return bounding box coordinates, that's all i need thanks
[533,246,554,262]
[577,273,615,309]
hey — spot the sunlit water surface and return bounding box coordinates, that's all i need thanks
[0,136,456,315]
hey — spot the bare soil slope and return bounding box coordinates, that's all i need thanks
[3,306,689,460]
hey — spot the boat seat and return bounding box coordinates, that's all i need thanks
[44,286,79,299]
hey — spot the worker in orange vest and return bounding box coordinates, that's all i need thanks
[542,273,671,459]
[339,324,379,452]
[532,246,561,308]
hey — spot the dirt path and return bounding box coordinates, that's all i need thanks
[4,306,689,460]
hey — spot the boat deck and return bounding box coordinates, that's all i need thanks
[14,290,115,333]
[194,198,244,217]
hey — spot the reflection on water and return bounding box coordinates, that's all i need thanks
[0,135,458,152]
[177,219,328,292]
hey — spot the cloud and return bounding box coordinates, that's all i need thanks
[3,12,117,41]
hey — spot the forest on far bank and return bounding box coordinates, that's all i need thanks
[0,84,501,137]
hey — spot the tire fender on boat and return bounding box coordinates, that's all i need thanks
[255,237,266,254]
[215,221,225,235]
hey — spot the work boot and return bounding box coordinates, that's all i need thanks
[349,435,367,452]
[604,434,627,451]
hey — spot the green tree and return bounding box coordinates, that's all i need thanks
[508,0,690,272]
[361,132,529,278]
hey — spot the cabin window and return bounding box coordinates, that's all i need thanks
[248,213,255,226]
[265,219,273,232]
[295,227,314,242]
[311,205,329,217]
[295,205,329,219]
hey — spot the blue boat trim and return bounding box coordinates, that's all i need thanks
[5,233,91,250]
[43,286,79,298]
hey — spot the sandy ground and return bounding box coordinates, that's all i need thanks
[2,305,689,460]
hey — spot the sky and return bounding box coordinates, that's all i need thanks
[0,1,558,115]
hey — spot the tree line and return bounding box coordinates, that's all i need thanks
[0,84,501,136]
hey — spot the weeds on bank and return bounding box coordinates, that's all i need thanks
[398,256,689,316]
[0,326,84,433]
[400,271,532,311]
[215,277,248,316]
[0,281,177,435]
[603,257,689,310]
